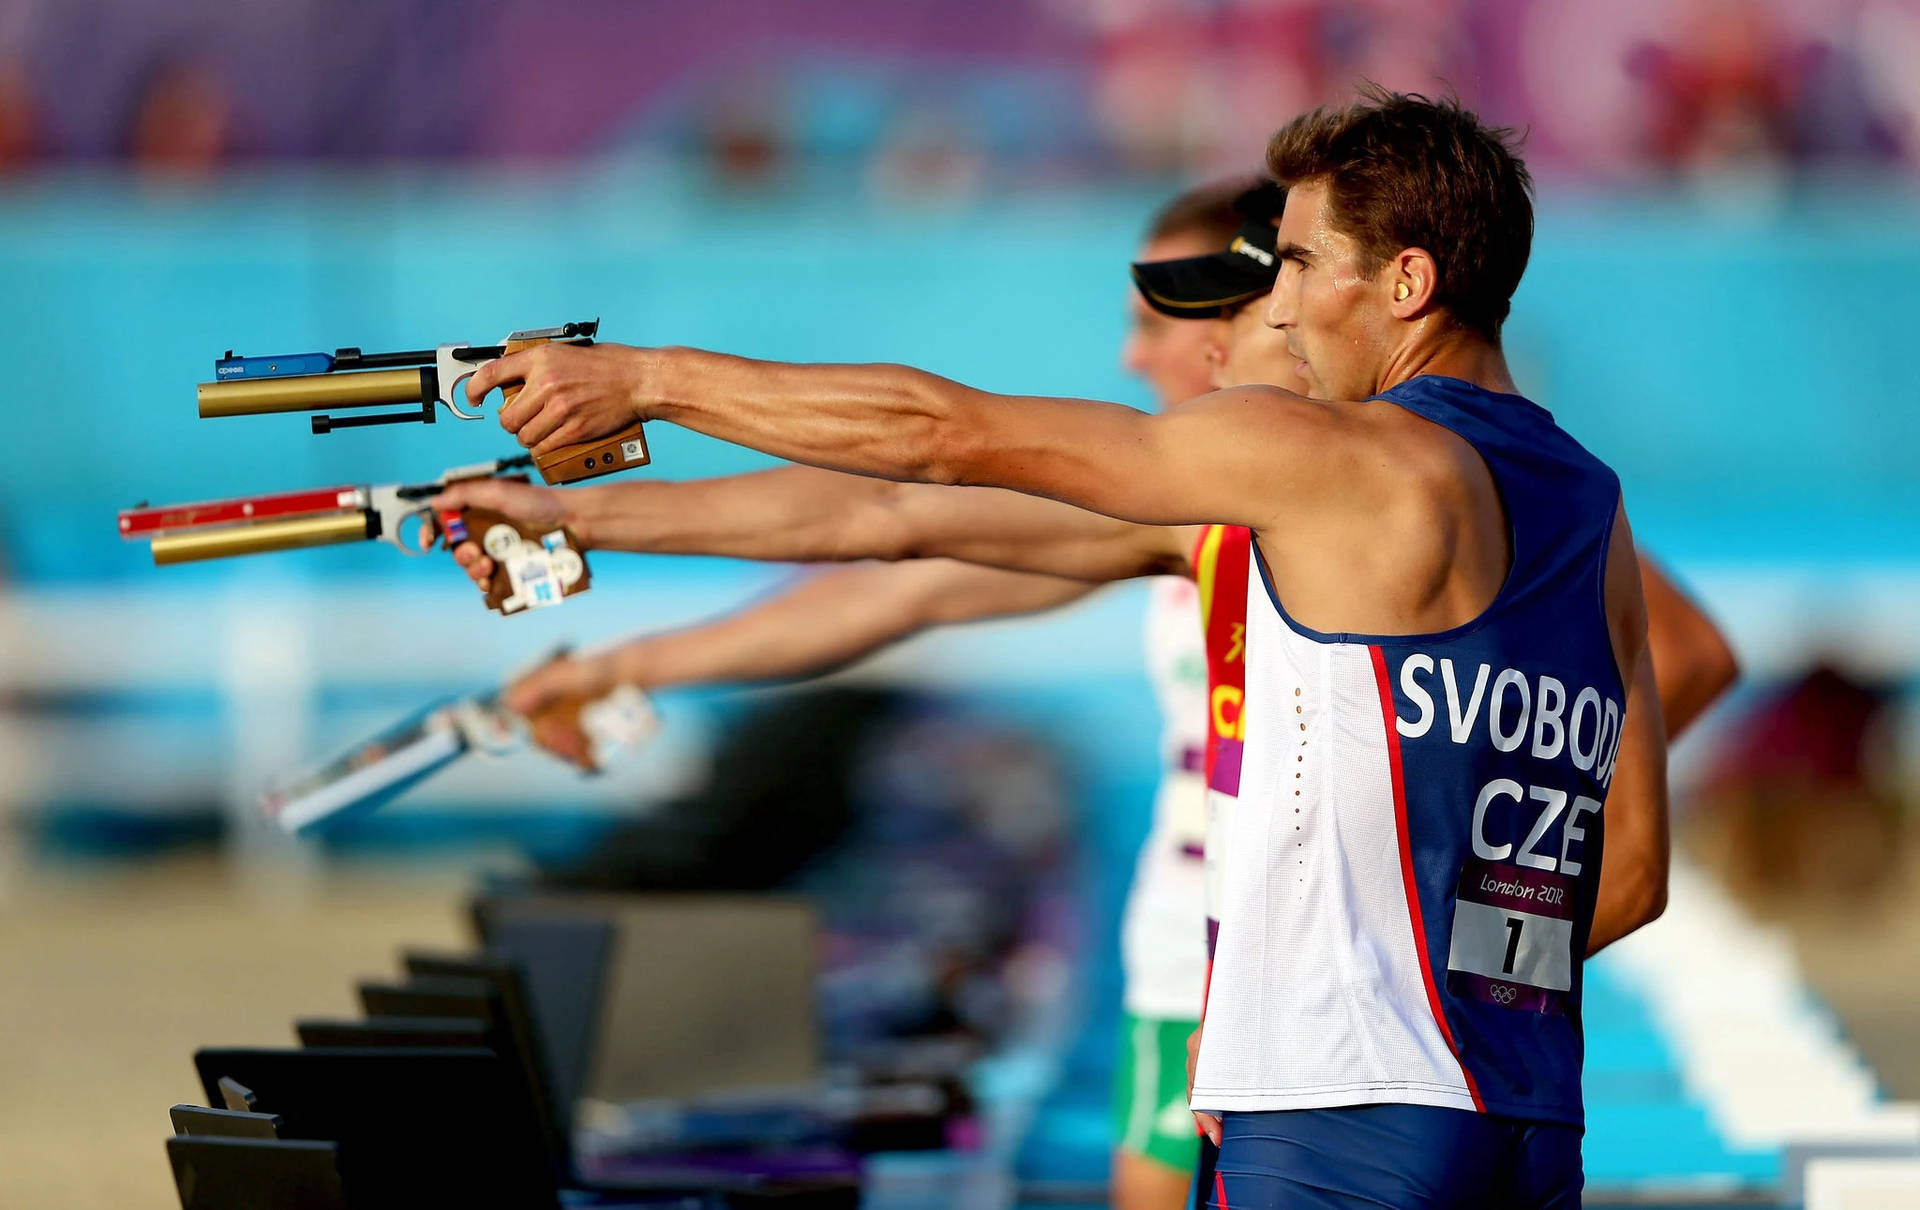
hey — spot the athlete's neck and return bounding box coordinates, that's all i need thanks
[1373,318,1519,398]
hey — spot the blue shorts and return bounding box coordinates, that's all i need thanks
[1195,1105,1582,1210]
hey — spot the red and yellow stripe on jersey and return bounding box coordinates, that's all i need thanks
[1193,522,1253,1011]
[1195,523,1253,809]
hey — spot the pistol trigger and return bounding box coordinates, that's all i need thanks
[442,391,485,422]
[377,502,435,556]
[435,344,489,420]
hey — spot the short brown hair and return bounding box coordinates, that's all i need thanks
[1265,86,1533,341]
[1144,175,1263,247]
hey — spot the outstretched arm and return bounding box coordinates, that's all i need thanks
[434,466,1193,590]
[464,343,1339,532]
[1640,554,1739,738]
[511,560,1101,765]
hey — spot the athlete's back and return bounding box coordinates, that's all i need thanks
[1249,380,1515,643]
[1195,374,1627,1131]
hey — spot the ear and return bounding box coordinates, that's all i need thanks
[1388,248,1438,319]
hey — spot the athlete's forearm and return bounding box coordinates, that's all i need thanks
[638,349,997,487]
[1641,555,1739,738]
[636,348,1284,532]
[606,560,1100,690]
[883,485,1197,581]
[560,466,901,563]
[560,439,1191,582]
[1587,643,1670,955]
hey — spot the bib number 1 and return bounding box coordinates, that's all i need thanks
[1445,858,1577,1014]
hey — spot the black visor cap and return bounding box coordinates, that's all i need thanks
[1130,182,1286,318]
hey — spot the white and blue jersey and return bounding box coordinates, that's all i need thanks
[1191,375,1625,1127]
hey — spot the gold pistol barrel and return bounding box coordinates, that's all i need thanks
[197,369,427,418]
[149,513,372,564]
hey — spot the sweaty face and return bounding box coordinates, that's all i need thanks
[1263,180,1396,401]
[1121,232,1228,409]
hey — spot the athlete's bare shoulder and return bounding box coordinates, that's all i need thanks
[1248,393,1510,636]
[1358,397,1503,501]
[1165,382,1330,425]
[1360,397,1508,589]
[1159,385,1386,526]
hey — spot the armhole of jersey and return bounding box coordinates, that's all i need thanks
[1594,486,1629,689]
[1245,433,1525,649]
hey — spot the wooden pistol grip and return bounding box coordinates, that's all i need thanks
[532,420,651,485]
[494,336,651,486]
[521,694,598,772]
[453,502,592,616]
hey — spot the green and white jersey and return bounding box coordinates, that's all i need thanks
[1120,576,1210,1020]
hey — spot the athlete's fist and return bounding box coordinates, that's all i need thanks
[507,651,620,770]
[430,478,572,590]
[1187,1021,1222,1145]
[466,342,649,457]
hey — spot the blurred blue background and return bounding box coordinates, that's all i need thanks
[3,178,1918,576]
[1,2,1918,1207]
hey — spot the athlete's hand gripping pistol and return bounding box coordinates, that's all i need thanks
[260,677,659,835]
[196,319,649,485]
[118,456,591,616]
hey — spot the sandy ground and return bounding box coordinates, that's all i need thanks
[0,830,1914,1210]
[1759,865,1920,1100]
[0,842,479,1210]
[1681,814,1920,1101]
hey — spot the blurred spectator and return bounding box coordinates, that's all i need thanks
[1626,0,1797,176]
[1853,0,1920,165]
[1693,662,1909,907]
[123,56,231,178]
[1076,0,1477,176]
[867,110,986,202]
[0,2,1915,183]
[0,56,37,174]
[1078,0,1329,175]
[695,82,792,192]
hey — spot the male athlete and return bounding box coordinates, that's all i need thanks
[446,89,1677,1203]
[439,88,1742,1199]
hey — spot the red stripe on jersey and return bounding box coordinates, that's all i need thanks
[1369,643,1485,1113]
[1213,1171,1230,1210]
